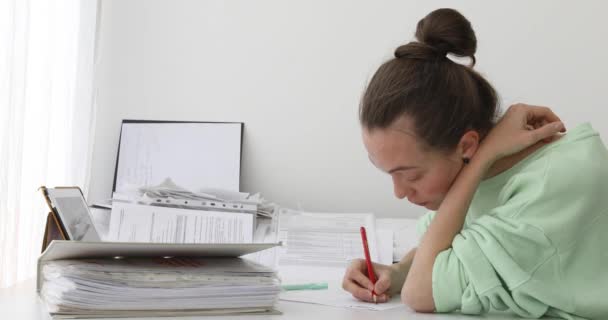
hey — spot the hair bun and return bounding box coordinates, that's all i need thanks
[394,42,443,61]
[414,8,477,66]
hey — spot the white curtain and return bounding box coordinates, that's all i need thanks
[0,0,98,288]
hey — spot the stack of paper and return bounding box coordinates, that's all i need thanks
[376,218,419,262]
[105,179,281,246]
[106,178,277,218]
[40,257,281,317]
[108,202,256,244]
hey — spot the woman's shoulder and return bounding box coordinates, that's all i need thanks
[477,122,608,215]
[502,122,608,189]
[505,123,608,248]
[540,122,608,183]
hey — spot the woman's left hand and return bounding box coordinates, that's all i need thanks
[477,103,566,165]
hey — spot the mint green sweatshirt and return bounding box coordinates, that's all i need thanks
[417,123,608,319]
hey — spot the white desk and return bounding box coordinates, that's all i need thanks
[2,279,528,320]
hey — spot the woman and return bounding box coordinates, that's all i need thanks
[342,8,608,320]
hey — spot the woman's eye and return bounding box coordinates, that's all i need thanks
[407,175,421,182]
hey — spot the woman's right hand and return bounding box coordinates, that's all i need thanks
[342,259,407,303]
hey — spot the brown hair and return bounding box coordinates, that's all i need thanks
[359,8,499,151]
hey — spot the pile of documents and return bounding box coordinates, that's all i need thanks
[101,178,280,245]
[109,202,256,244]
[40,256,281,317]
[113,177,276,218]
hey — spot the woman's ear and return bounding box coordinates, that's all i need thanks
[458,130,480,160]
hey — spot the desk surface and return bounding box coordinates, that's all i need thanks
[1,279,529,320]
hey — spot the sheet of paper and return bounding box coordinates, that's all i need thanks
[89,207,111,241]
[114,122,242,193]
[376,218,419,262]
[242,217,280,268]
[275,209,391,286]
[277,209,379,268]
[280,288,405,311]
[108,202,253,243]
[376,229,394,265]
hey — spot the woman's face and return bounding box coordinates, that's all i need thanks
[362,117,464,211]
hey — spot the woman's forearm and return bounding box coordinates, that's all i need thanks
[401,155,492,312]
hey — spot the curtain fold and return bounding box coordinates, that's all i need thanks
[0,0,98,288]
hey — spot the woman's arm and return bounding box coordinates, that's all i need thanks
[401,104,566,312]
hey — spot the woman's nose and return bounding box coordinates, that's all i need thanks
[393,179,413,200]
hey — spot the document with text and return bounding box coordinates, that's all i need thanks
[276,209,389,287]
[108,202,254,243]
[277,209,379,268]
[280,288,404,311]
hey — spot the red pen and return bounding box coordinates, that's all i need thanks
[360,226,377,303]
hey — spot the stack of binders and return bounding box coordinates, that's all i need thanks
[37,241,282,318]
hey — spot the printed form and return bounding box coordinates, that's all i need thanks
[277,209,380,268]
[275,209,398,310]
[108,202,254,243]
[276,209,391,285]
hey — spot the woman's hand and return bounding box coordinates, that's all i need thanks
[342,259,408,303]
[477,103,566,165]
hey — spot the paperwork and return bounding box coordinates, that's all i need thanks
[376,218,419,262]
[274,209,399,311]
[376,229,395,266]
[102,178,276,218]
[242,215,281,267]
[280,288,404,311]
[40,257,281,317]
[276,209,391,287]
[277,209,380,268]
[108,202,254,243]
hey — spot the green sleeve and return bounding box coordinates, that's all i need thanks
[432,214,559,316]
[431,127,608,319]
[431,156,562,317]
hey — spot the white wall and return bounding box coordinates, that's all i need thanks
[89,0,608,218]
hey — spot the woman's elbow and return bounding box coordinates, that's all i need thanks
[401,281,435,313]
